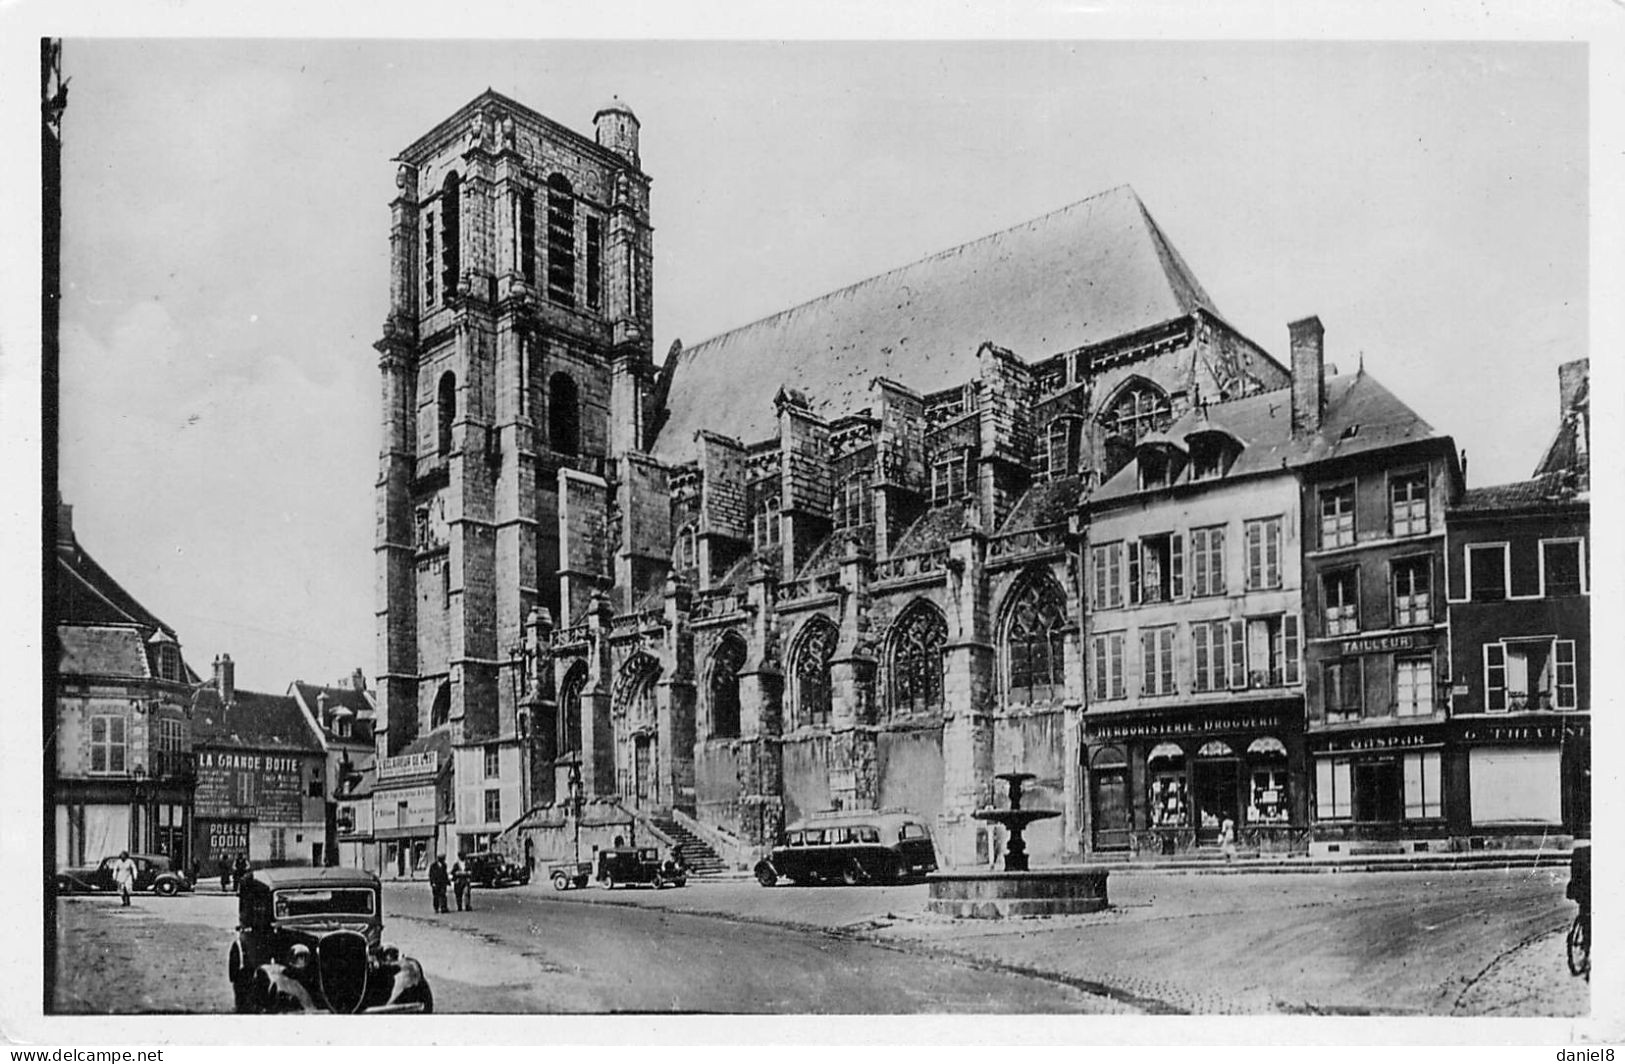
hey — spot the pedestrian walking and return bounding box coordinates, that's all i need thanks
[232,854,249,892]
[428,855,450,913]
[452,861,470,911]
[110,850,138,907]
[1218,813,1238,861]
[189,859,201,888]
[217,857,230,893]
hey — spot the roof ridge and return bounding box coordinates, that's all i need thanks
[684,184,1147,355]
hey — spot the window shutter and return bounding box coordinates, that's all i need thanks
[1159,628,1176,695]
[1283,614,1301,684]
[1171,533,1185,597]
[1192,623,1210,692]
[1191,529,1208,596]
[1555,640,1577,709]
[1316,759,1336,820]
[1246,522,1261,589]
[1091,637,1106,701]
[1484,643,1507,711]
[1228,619,1248,689]
[1144,627,1157,695]
[1403,753,1425,820]
[1128,541,1142,605]
[1110,634,1125,699]
[1266,519,1282,588]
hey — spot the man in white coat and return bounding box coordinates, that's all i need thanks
[110,850,138,907]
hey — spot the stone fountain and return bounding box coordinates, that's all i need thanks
[927,772,1111,919]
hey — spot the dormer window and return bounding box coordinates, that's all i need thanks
[1137,446,1181,491]
[1187,430,1239,482]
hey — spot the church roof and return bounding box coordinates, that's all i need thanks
[653,186,1218,463]
[192,686,326,753]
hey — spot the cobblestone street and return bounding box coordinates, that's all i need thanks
[52,866,1589,1018]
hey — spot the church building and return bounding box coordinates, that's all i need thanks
[372,90,1351,868]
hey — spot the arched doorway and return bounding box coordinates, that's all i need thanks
[1193,739,1240,846]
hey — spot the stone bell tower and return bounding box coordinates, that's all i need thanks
[373,90,654,849]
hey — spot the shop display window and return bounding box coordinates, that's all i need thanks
[1249,767,1289,823]
[1149,773,1187,827]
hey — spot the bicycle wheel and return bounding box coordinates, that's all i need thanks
[1566,915,1589,978]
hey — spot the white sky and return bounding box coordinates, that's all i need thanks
[27,36,1597,693]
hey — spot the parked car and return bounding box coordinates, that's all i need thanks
[55,853,193,897]
[227,867,433,1014]
[754,811,938,886]
[595,847,686,889]
[464,851,530,888]
[549,860,592,891]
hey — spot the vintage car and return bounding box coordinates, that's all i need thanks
[227,867,433,1013]
[595,846,687,889]
[549,860,593,891]
[55,853,193,897]
[464,850,530,888]
[753,810,938,886]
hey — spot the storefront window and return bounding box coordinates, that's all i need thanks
[1148,744,1187,827]
[1247,737,1290,824]
[1402,751,1443,819]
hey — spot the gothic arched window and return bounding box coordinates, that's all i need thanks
[440,171,461,299]
[619,655,660,727]
[558,661,586,758]
[753,494,781,551]
[429,681,451,730]
[791,615,839,730]
[889,601,947,719]
[547,173,576,306]
[674,523,698,573]
[437,372,456,457]
[1104,381,1172,444]
[1003,574,1068,704]
[1046,416,1086,478]
[549,372,580,455]
[708,633,746,739]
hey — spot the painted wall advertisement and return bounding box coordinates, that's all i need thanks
[372,786,437,834]
[194,749,308,822]
[196,819,251,865]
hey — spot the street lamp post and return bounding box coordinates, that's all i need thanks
[567,758,584,866]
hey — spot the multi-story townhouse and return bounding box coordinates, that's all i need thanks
[1083,328,1313,857]
[1294,319,1464,853]
[190,655,329,867]
[1443,360,1588,843]
[289,672,378,863]
[54,499,198,868]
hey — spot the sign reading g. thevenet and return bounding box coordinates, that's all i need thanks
[194,749,308,821]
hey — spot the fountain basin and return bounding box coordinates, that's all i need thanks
[927,866,1111,919]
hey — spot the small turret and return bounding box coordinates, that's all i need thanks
[594,96,640,168]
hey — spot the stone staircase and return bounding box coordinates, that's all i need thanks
[648,816,727,875]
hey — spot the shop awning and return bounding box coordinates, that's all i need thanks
[1248,736,1288,757]
[1147,742,1184,763]
[1196,740,1234,758]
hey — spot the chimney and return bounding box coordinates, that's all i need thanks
[317,691,330,725]
[57,497,75,549]
[215,652,235,703]
[1290,316,1326,435]
[351,667,366,692]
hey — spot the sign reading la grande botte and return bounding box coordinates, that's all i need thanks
[194,749,310,821]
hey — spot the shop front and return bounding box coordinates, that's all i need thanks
[370,750,444,879]
[1307,724,1449,853]
[1083,701,1307,857]
[1452,717,1589,844]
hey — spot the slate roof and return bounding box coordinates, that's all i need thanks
[58,626,150,679]
[1454,473,1587,513]
[997,474,1088,535]
[291,682,378,747]
[890,505,972,556]
[56,536,177,637]
[654,186,1218,464]
[1095,371,1441,503]
[192,686,324,753]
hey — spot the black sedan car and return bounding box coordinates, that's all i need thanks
[464,851,530,888]
[55,853,193,897]
[228,867,433,1013]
